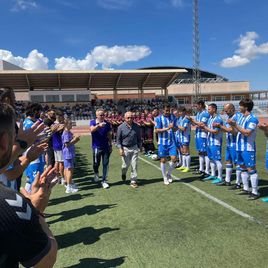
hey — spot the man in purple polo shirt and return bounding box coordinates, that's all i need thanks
[90,108,112,189]
[52,111,65,184]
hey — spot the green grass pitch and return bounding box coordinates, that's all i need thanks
[47,132,268,268]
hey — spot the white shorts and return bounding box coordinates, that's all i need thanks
[54,150,64,162]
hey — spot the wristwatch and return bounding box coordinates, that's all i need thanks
[16,139,28,150]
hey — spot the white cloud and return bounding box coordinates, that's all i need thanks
[11,0,37,11]
[55,45,152,70]
[0,49,49,70]
[220,31,268,68]
[92,45,151,69]
[55,54,97,70]
[0,45,151,70]
[97,0,133,10]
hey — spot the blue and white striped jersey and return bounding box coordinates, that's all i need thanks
[224,112,242,148]
[177,116,191,144]
[155,114,176,145]
[0,165,17,191]
[23,118,45,164]
[236,113,259,152]
[195,110,210,139]
[207,114,223,146]
[175,116,182,144]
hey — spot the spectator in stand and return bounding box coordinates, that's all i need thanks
[0,102,58,268]
[62,119,80,194]
[90,108,112,189]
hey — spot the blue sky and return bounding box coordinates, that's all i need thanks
[0,0,268,90]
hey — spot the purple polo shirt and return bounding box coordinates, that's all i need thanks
[90,119,111,151]
[62,130,75,160]
[52,131,63,150]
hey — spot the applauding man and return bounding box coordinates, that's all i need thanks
[155,105,177,185]
[90,109,112,189]
[228,99,259,200]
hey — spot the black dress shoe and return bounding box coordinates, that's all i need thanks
[248,193,260,200]
[228,184,242,190]
[193,170,203,175]
[237,190,251,195]
[217,181,231,186]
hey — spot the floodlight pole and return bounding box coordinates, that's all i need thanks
[193,0,201,103]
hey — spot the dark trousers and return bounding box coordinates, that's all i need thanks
[92,148,111,181]
[46,146,55,167]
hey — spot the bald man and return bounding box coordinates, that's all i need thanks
[116,112,142,188]
[214,103,242,187]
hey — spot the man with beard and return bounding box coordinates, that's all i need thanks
[228,98,259,200]
[155,105,177,185]
[43,109,57,168]
[188,100,210,178]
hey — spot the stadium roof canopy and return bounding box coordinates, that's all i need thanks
[140,66,228,84]
[0,68,187,91]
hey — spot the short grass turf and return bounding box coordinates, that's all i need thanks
[47,132,268,268]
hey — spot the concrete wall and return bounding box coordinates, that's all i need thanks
[167,81,250,95]
[14,81,251,102]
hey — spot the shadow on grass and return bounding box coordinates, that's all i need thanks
[179,175,202,183]
[258,184,268,197]
[56,226,119,249]
[48,204,116,225]
[190,155,199,169]
[137,177,167,185]
[48,192,94,207]
[73,151,93,180]
[64,256,126,268]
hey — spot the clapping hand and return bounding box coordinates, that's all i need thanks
[20,166,57,213]
[17,120,46,149]
[227,119,236,126]
[168,122,174,129]
[26,143,48,162]
[258,123,268,130]
[213,122,221,128]
[99,122,106,128]
[199,122,205,128]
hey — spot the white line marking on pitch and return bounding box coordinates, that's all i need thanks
[139,156,267,228]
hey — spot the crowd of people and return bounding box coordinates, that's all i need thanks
[1,85,268,267]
